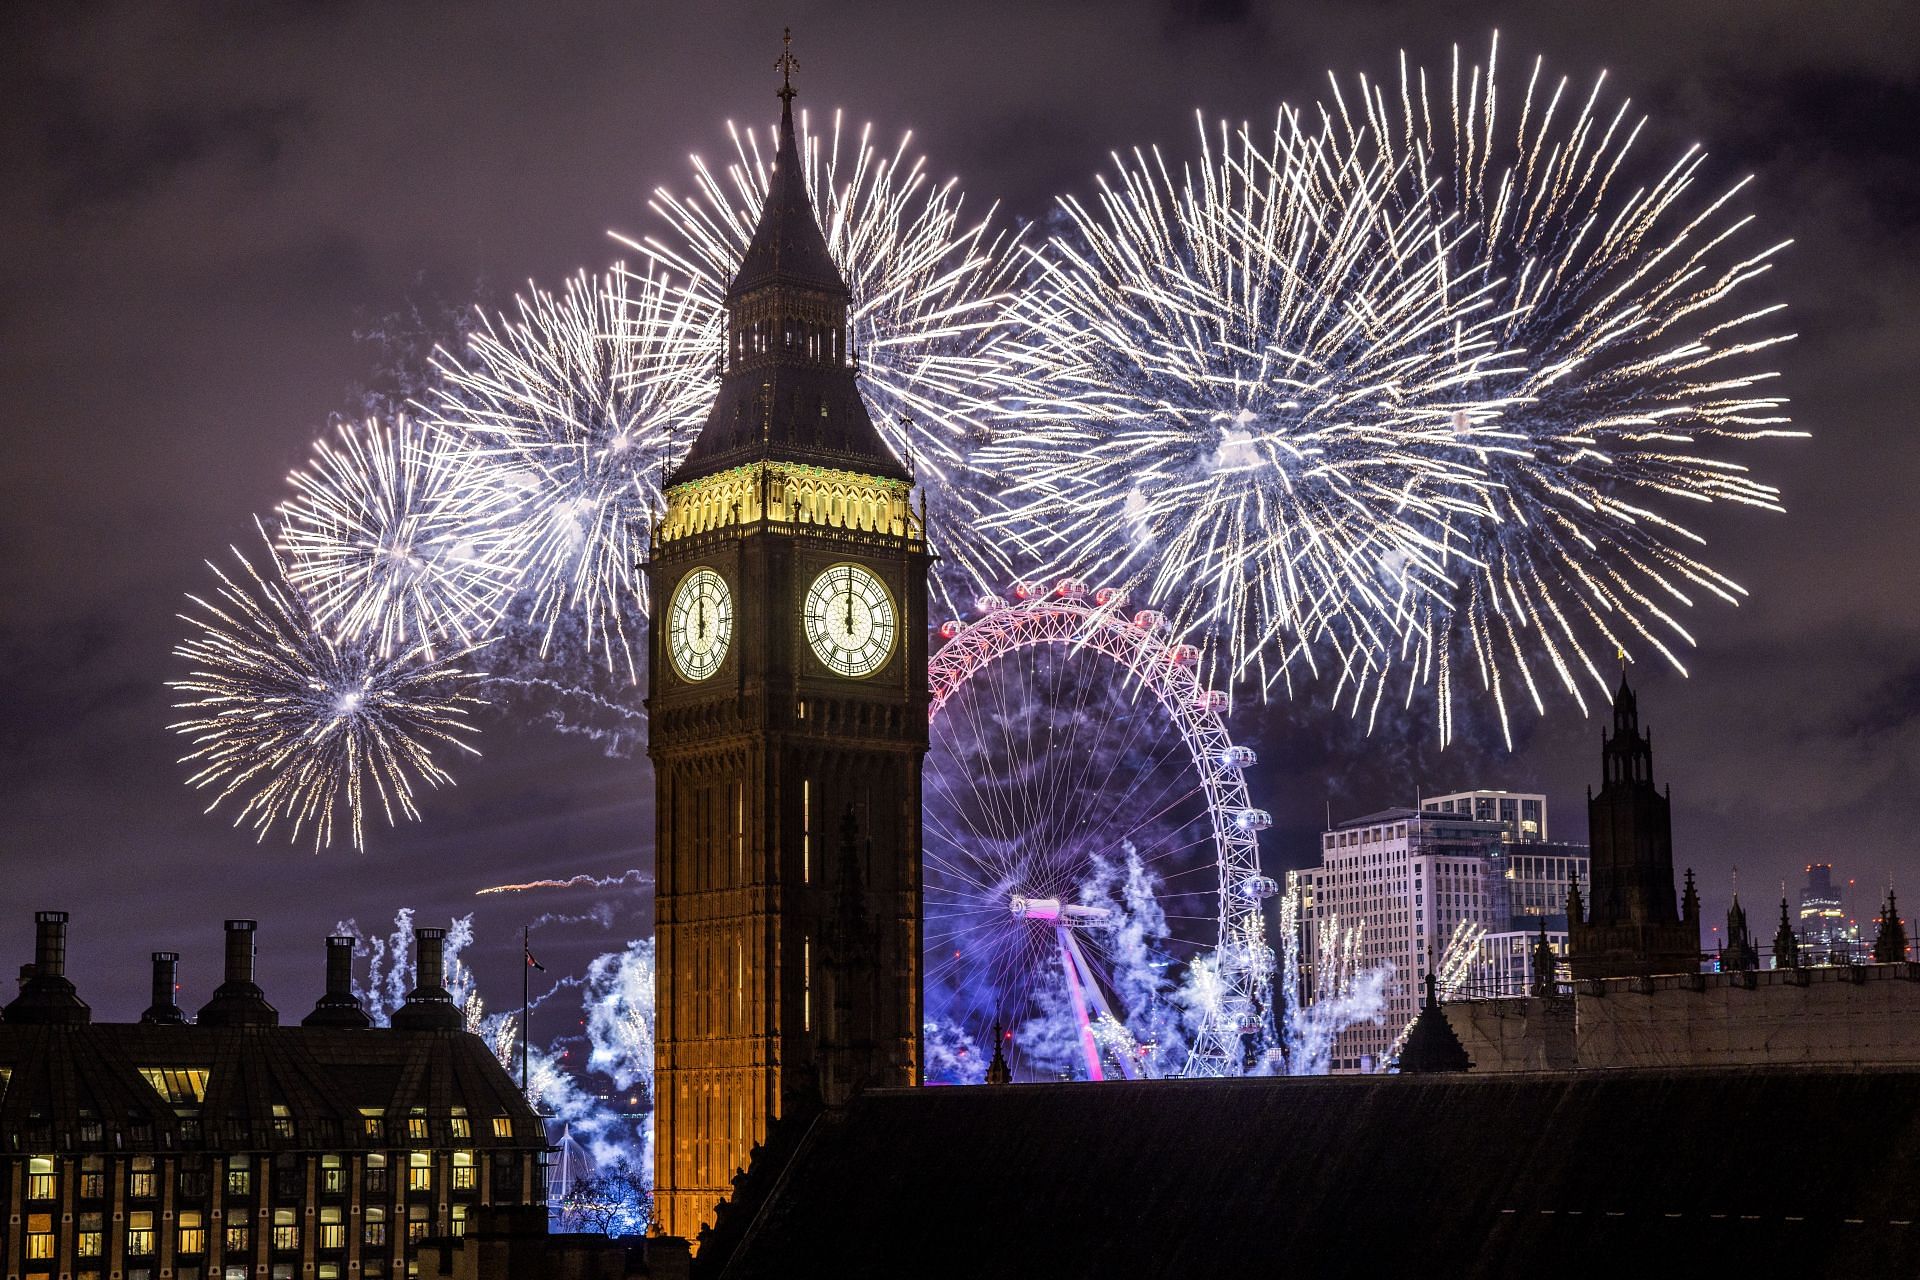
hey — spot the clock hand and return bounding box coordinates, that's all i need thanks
[844,575,855,637]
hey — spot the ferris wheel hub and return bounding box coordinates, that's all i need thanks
[1008,896,1112,927]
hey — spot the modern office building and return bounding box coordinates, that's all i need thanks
[1421,790,1549,843]
[1475,837,1592,997]
[0,913,548,1280]
[1293,807,1507,1069]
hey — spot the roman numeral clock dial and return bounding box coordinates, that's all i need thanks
[804,563,896,677]
[667,567,733,681]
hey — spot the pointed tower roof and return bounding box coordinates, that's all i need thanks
[1774,897,1800,970]
[730,41,847,303]
[1610,667,1639,735]
[1874,888,1909,964]
[1397,972,1471,1074]
[667,32,908,487]
[984,1022,1013,1086]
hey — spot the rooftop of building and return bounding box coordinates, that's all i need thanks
[0,1020,543,1152]
[1330,805,1508,834]
[717,1066,1920,1279]
[0,912,542,1153]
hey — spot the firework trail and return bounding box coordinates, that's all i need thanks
[987,36,1799,742]
[277,413,521,658]
[625,110,1027,611]
[1278,910,1391,1075]
[1385,918,1486,1065]
[476,870,653,896]
[169,523,487,852]
[426,262,714,683]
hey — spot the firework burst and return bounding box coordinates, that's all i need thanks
[277,413,520,658]
[625,110,1027,609]
[985,37,1799,743]
[170,522,488,851]
[1354,38,1799,743]
[426,263,713,682]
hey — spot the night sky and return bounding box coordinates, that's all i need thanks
[3,2,1915,1048]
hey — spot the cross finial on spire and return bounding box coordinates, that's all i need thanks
[776,27,799,104]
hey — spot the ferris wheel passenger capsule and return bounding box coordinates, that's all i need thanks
[1012,580,1045,601]
[1132,610,1168,634]
[1239,874,1279,900]
[1229,808,1273,832]
[1195,690,1229,713]
[975,594,1008,614]
[1219,745,1256,769]
[1054,578,1088,599]
[939,620,966,639]
[1094,587,1128,609]
[1168,644,1199,666]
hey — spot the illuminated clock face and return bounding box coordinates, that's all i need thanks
[667,568,732,681]
[804,563,896,678]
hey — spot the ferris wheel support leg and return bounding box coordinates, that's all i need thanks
[1061,924,1140,1082]
[1056,926,1107,1082]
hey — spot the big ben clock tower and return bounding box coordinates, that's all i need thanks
[646,35,930,1241]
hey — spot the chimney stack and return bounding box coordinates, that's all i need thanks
[35,911,67,978]
[391,926,462,1031]
[196,920,279,1027]
[303,935,372,1029]
[141,952,186,1025]
[2,911,90,1025]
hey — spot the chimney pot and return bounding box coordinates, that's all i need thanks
[196,919,277,1027]
[326,936,355,995]
[5,911,90,1025]
[223,919,257,984]
[34,911,68,978]
[304,935,370,1029]
[390,925,461,1031]
[143,952,186,1025]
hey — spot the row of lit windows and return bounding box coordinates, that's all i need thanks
[59,1263,384,1280]
[23,1149,485,1202]
[22,1202,469,1262]
[1324,823,1411,851]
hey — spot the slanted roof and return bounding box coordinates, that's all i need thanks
[720,1068,1920,1279]
[0,1022,543,1152]
[728,98,848,303]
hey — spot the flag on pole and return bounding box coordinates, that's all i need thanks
[526,946,546,973]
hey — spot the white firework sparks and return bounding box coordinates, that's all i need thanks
[169,522,487,851]
[277,413,520,658]
[624,109,1027,609]
[985,37,1799,743]
[427,263,713,682]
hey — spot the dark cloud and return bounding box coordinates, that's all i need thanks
[1,0,1915,1018]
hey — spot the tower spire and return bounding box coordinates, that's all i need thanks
[776,27,799,106]
[667,28,904,486]
[1774,898,1800,970]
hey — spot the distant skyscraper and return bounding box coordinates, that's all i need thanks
[1798,864,1862,965]
[1567,675,1702,979]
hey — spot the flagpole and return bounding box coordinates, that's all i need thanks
[521,922,530,1099]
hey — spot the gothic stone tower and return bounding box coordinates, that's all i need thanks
[1567,675,1701,979]
[645,54,930,1240]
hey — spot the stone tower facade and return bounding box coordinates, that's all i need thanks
[1567,676,1701,979]
[645,63,930,1240]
